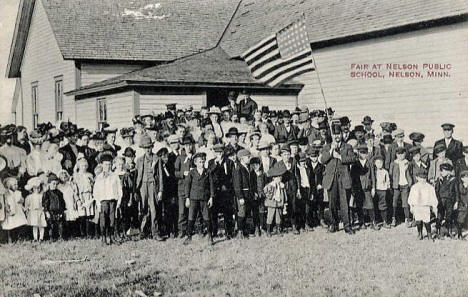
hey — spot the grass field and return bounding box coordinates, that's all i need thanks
[1,225,467,297]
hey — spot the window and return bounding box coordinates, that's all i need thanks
[97,98,107,130]
[55,76,63,121]
[31,82,39,128]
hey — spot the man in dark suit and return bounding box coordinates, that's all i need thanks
[340,116,356,144]
[307,147,325,228]
[274,114,299,143]
[77,129,96,173]
[103,127,121,156]
[238,90,258,119]
[136,135,164,241]
[433,123,464,166]
[227,91,239,115]
[296,152,315,231]
[207,144,236,239]
[319,123,357,234]
[225,127,243,154]
[232,149,253,238]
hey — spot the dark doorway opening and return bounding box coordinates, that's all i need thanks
[206,89,229,108]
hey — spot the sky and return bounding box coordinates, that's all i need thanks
[0,0,20,125]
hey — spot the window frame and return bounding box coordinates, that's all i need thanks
[96,98,107,130]
[54,76,64,121]
[31,81,39,128]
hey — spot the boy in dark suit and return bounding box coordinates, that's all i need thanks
[307,147,325,228]
[250,157,266,236]
[434,163,457,239]
[183,152,215,245]
[296,152,315,231]
[233,149,253,239]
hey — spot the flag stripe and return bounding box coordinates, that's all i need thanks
[241,34,276,60]
[252,49,311,79]
[263,58,314,86]
[244,40,278,65]
[267,65,314,87]
[248,49,281,71]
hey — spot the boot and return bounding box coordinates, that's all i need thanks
[292,225,300,235]
[370,222,379,231]
[320,219,327,229]
[207,234,214,246]
[417,222,423,240]
[183,235,192,245]
[255,227,261,237]
[405,218,411,228]
[391,217,397,227]
[266,224,272,237]
[457,224,465,240]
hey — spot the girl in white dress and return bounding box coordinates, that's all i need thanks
[408,170,438,240]
[43,143,63,176]
[57,170,80,236]
[73,155,96,237]
[2,177,28,243]
[24,177,47,242]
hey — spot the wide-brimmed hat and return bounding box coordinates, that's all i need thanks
[90,131,106,141]
[0,124,16,138]
[409,132,425,143]
[120,127,135,138]
[339,116,351,125]
[362,116,374,125]
[441,123,455,130]
[440,163,453,171]
[25,177,43,191]
[139,134,154,148]
[208,106,221,114]
[267,163,287,178]
[29,129,46,145]
[226,127,239,137]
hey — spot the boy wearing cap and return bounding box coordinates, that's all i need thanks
[207,144,236,238]
[410,147,427,182]
[183,152,215,245]
[428,145,453,184]
[42,173,66,241]
[390,129,411,163]
[263,164,288,236]
[457,170,468,239]
[372,155,391,228]
[433,123,464,164]
[232,149,253,238]
[307,147,326,228]
[389,147,413,227]
[93,153,122,245]
[296,152,315,231]
[408,170,438,240]
[434,163,457,238]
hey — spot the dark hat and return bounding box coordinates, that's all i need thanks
[277,111,284,119]
[193,152,207,161]
[228,91,238,98]
[317,110,326,117]
[166,103,177,110]
[339,116,351,125]
[353,125,365,133]
[440,163,453,171]
[48,129,64,143]
[164,111,175,120]
[103,126,117,135]
[213,143,225,153]
[441,123,455,130]
[374,155,384,162]
[261,106,270,114]
[181,136,194,145]
[123,147,136,158]
[270,111,278,117]
[362,116,374,125]
[37,122,55,135]
[90,131,106,141]
[298,137,308,146]
[460,170,468,178]
[395,147,406,155]
[298,152,307,162]
[240,89,250,95]
[140,113,154,120]
[237,149,251,159]
[318,121,328,130]
[280,144,291,153]
[306,146,319,157]
[357,145,368,153]
[416,169,428,178]
[78,129,92,138]
[331,122,342,135]
[120,127,135,138]
[267,163,287,178]
[288,139,299,147]
[249,130,261,140]
[139,134,154,149]
[132,115,143,125]
[382,134,393,144]
[250,157,261,165]
[47,173,59,183]
[433,144,446,155]
[409,146,421,155]
[409,132,425,143]
[156,147,169,156]
[226,127,239,137]
[380,122,397,133]
[310,110,320,117]
[282,110,291,118]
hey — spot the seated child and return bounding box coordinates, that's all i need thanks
[408,170,438,240]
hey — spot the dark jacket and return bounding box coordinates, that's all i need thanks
[390,141,412,163]
[184,168,214,201]
[42,189,66,213]
[238,97,258,117]
[250,169,267,201]
[435,176,458,201]
[433,138,464,163]
[233,162,253,201]
[389,160,413,189]
[207,158,234,192]
[277,159,298,196]
[59,143,80,174]
[295,163,315,199]
[274,124,299,143]
[174,153,193,198]
[351,159,373,191]
[135,153,163,192]
[319,142,356,190]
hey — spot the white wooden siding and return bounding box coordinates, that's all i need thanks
[20,0,76,128]
[80,63,146,87]
[75,98,97,130]
[139,93,206,116]
[251,94,298,112]
[295,21,468,145]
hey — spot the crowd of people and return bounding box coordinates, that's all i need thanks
[0,90,467,246]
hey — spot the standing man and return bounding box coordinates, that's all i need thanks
[238,89,258,120]
[319,123,357,234]
[59,122,80,175]
[361,116,375,134]
[433,123,464,166]
[136,135,164,241]
[227,91,239,114]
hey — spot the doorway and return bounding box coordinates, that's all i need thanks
[206,89,229,108]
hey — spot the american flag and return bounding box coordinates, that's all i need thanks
[241,17,315,88]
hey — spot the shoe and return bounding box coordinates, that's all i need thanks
[370,223,379,231]
[320,219,328,229]
[154,234,165,241]
[293,228,300,235]
[255,228,261,237]
[391,217,397,227]
[183,236,192,245]
[361,224,367,230]
[418,233,424,240]
[178,232,186,239]
[410,220,417,228]
[344,227,355,235]
[328,225,337,233]
[382,222,391,229]
[405,219,411,228]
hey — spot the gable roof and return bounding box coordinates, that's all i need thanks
[65,47,303,97]
[7,0,240,77]
[220,0,468,57]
